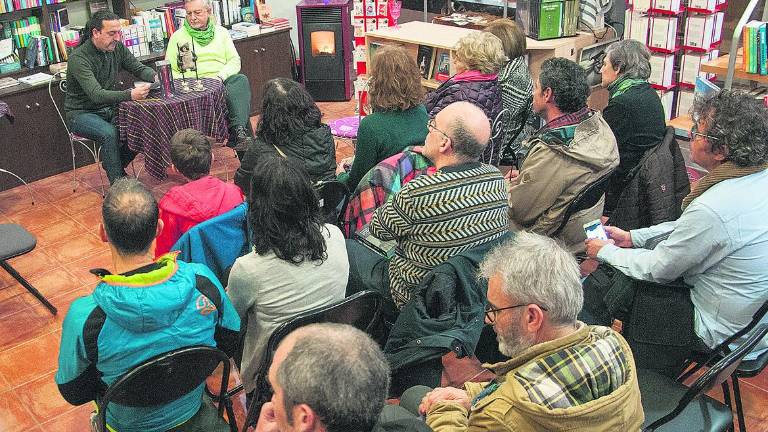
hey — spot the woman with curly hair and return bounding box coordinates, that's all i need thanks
[424,31,505,163]
[337,45,429,190]
[234,78,335,197]
[227,156,348,399]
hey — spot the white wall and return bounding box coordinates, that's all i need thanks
[264,0,301,56]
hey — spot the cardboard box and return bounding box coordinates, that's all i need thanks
[685,15,715,49]
[680,53,708,85]
[676,89,695,117]
[649,16,678,51]
[649,53,675,87]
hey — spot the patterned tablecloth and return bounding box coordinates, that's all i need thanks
[118,78,229,180]
[0,101,13,123]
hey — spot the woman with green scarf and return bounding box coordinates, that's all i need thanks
[600,39,667,214]
[164,0,254,154]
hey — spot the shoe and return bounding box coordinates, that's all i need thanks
[228,126,252,152]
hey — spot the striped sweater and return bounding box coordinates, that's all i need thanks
[368,162,509,307]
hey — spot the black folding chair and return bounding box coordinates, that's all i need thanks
[97,345,237,432]
[241,290,385,431]
[639,323,768,431]
[552,169,615,238]
[314,179,349,227]
[0,224,56,315]
[677,299,768,432]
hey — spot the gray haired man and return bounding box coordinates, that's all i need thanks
[399,232,643,431]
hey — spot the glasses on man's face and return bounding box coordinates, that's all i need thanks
[688,123,719,141]
[188,8,210,18]
[484,302,548,324]
[427,118,451,141]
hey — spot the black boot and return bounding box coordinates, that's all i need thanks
[228,126,253,153]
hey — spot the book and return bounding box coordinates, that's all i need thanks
[434,50,450,81]
[760,23,767,76]
[0,76,19,89]
[355,225,397,259]
[17,71,53,84]
[416,44,435,80]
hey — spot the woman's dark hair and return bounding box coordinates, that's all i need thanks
[80,10,121,46]
[257,78,323,148]
[248,156,328,264]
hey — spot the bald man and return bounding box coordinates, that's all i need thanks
[347,101,510,311]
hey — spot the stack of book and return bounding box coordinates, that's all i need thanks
[3,16,41,49]
[742,20,767,75]
[261,17,289,31]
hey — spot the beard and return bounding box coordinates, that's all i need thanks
[496,324,536,358]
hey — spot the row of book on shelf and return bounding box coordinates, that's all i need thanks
[372,42,452,83]
[743,20,768,75]
[0,0,65,15]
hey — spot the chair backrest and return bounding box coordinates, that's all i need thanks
[315,179,349,226]
[714,299,768,357]
[98,345,231,431]
[48,71,72,135]
[645,323,768,431]
[482,108,510,165]
[553,168,615,237]
[242,290,385,431]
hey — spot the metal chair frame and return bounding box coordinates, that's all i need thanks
[483,108,510,166]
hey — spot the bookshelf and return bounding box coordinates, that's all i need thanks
[701,48,768,84]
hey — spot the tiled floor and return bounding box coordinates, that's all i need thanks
[0,100,766,431]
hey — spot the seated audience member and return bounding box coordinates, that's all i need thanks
[586,90,768,374]
[65,11,157,184]
[165,0,254,151]
[347,102,508,310]
[600,40,667,214]
[392,232,643,431]
[484,20,534,165]
[254,323,429,432]
[234,78,335,196]
[155,128,244,256]
[227,157,348,400]
[56,178,240,432]
[337,46,429,190]
[508,58,618,251]
[424,32,504,163]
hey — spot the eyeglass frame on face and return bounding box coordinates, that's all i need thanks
[187,8,210,18]
[688,122,719,142]
[484,302,549,324]
[427,117,451,141]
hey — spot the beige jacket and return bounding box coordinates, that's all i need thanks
[426,325,644,432]
[508,112,618,251]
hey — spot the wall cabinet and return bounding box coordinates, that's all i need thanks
[0,29,293,192]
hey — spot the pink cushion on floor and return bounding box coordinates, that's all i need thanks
[329,116,360,138]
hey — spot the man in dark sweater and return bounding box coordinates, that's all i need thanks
[65,10,157,184]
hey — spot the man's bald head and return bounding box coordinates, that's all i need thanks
[440,102,491,160]
[102,178,159,255]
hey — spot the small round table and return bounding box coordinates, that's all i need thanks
[118,78,230,180]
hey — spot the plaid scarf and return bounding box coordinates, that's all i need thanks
[534,106,594,147]
[681,161,768,210]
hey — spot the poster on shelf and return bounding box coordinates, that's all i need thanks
[416,44,436,79]
[367,17,377,30]
[378,1,388,16]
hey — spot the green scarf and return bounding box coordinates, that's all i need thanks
[607,76,646,99]
[184,18,215,47]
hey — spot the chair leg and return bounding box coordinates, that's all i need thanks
[70,141,78,192]
[722,380,733,408]
[732,376,747,432]
[241,399,262,432]
[0,260,57,315]
[94,145,106,197]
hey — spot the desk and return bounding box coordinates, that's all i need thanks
[118,78,229,180]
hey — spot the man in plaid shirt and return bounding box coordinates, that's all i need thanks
[397,232,643,431]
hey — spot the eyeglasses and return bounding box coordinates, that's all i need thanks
[187,8,210,18]
[688,123,719,141]
[427,118,451,141]
[484,302,548,324]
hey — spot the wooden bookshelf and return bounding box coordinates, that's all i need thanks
[667,114,693,138]
[701,49,768,85]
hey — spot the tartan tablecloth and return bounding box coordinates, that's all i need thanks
[118,78,229,180]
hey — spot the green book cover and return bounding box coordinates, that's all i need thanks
[539,1,563,40]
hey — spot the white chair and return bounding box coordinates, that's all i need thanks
[48,72,106,196]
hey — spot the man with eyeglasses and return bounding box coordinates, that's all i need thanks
[393,232,643,431]
[165,0,254,156]
[65,10,158,184]
[346,101,509,312]
[585,90,768,375]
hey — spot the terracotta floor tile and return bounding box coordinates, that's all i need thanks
[0,287,35,320]
[0,187,39,215]
[6,203,69,232]
[31,177,89,203]
[44,233,107,266]
[26,269,83,299]
[68,206,103,233]
[54,191,104,217]
[0,307,57,350]
[5,249,56,278]
[38,403,93,432]
[26,219,88,250]
[0,331,60,388]
[0,390,39,431]
[49,285,94,325]
[62,252,112,286]
[15,372,73,423]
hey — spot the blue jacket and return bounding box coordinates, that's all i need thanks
[55,254,241,432]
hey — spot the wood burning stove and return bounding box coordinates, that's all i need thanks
[297,0,353,101]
